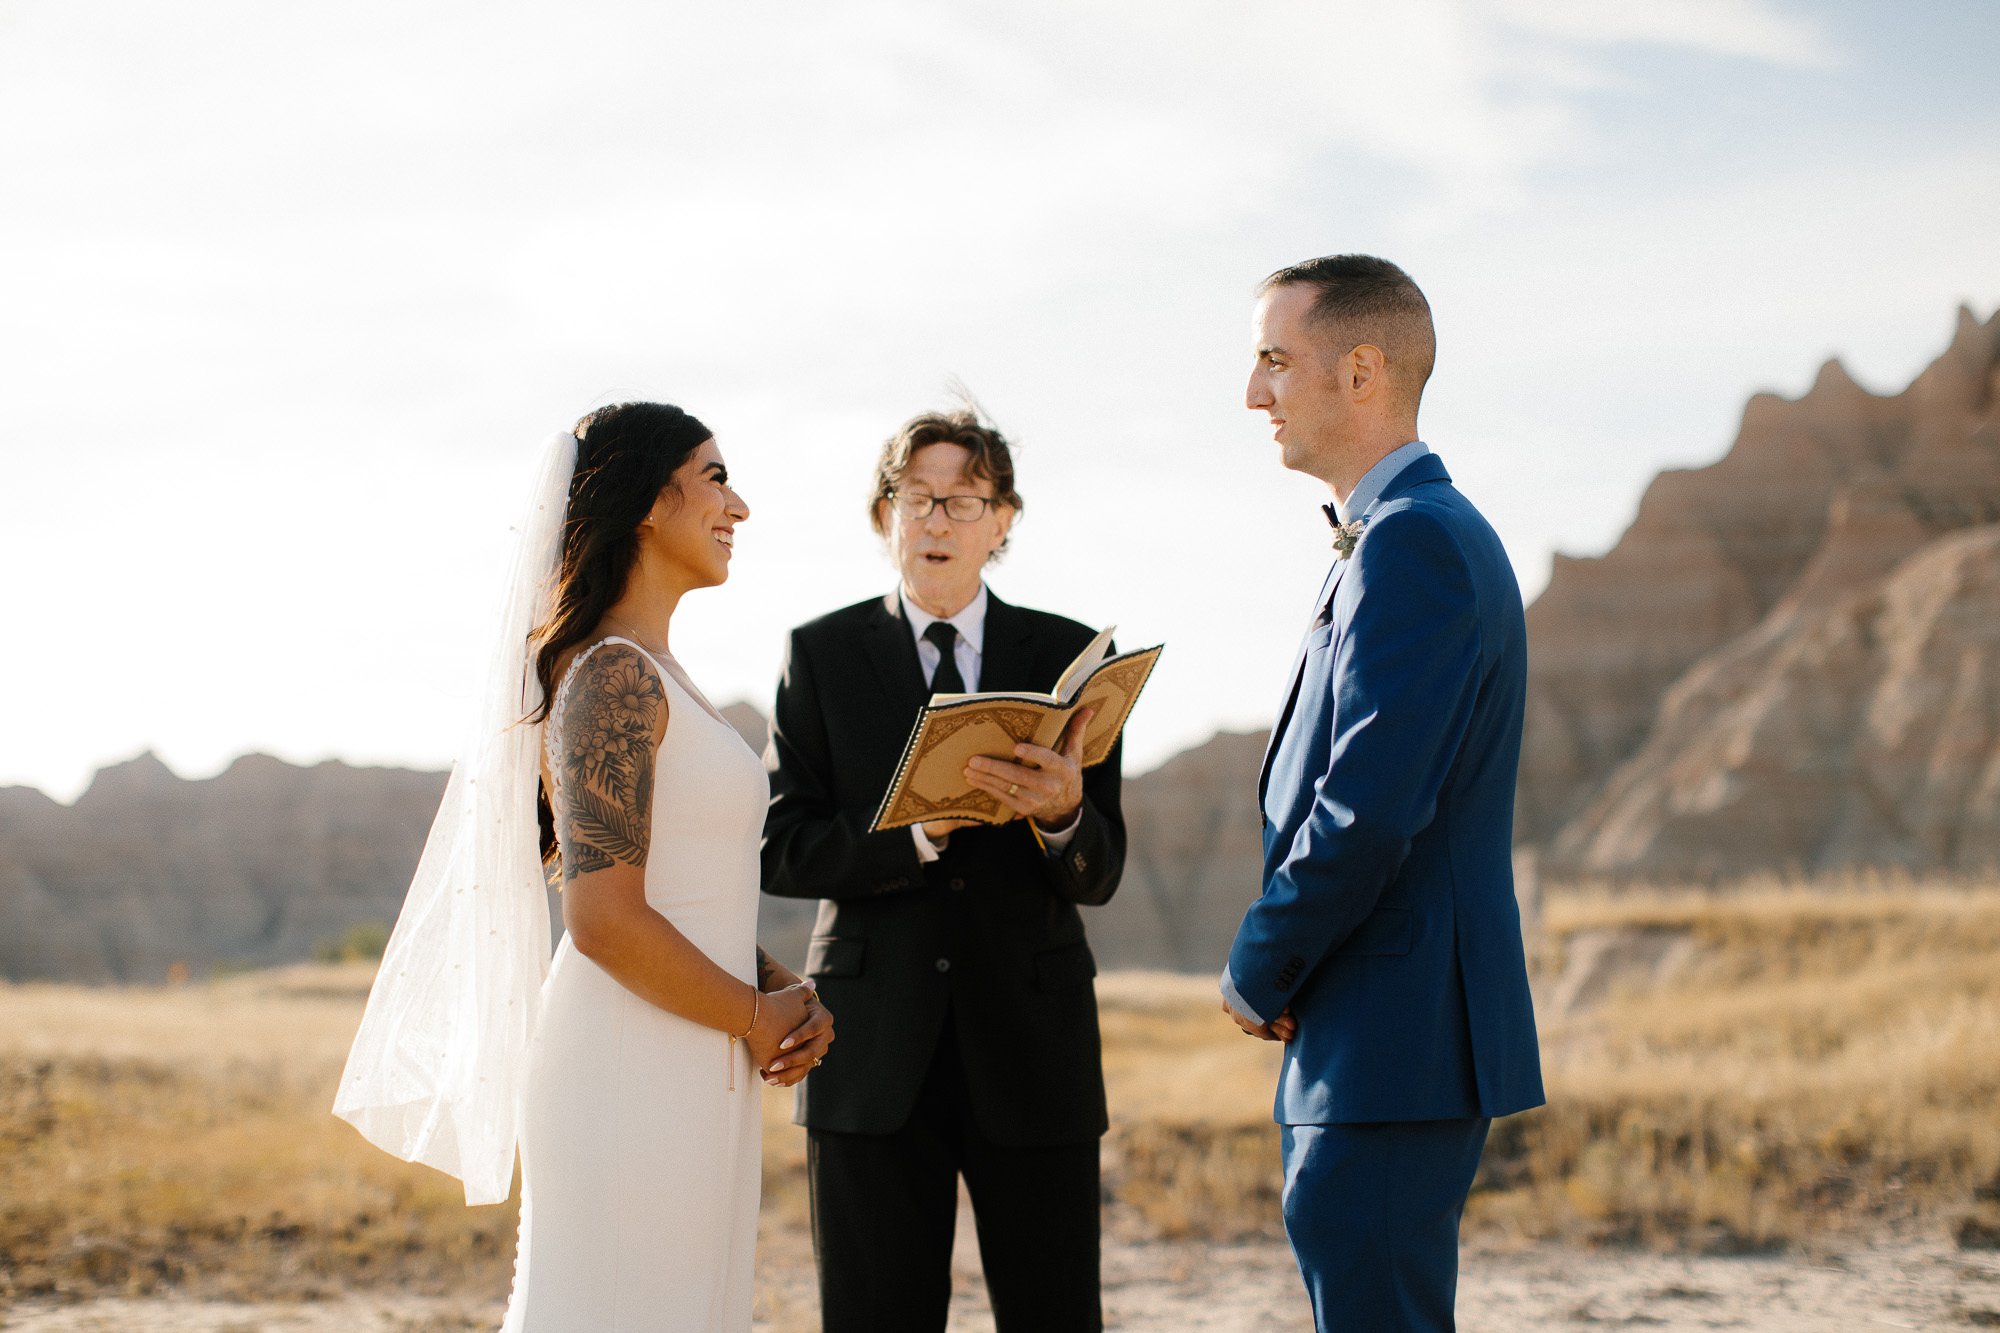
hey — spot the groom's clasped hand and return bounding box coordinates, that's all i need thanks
[1224,997,1296,1043]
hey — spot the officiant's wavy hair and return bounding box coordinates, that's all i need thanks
[526,401,712,727]
[869,406,1024,558]
[1260,254,1437,406]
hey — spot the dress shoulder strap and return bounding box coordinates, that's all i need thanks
[544,636,674,738]
[549,637,635,718]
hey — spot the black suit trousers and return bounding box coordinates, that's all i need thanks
[807,1014,1103,1333]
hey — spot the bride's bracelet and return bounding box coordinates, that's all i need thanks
[726,988,760,1091]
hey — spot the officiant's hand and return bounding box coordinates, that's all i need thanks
[964,707,1094,828]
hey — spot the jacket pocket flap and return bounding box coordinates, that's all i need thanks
[806,936,866,978]
[1034,941,1098,990]
[1334,907,1413,957]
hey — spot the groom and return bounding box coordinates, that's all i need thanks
[1221,255,1544,1331]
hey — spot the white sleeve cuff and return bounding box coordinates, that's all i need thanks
[1031,808,1082,852]
[1219,967,1267,1026]
[911,822,942,864]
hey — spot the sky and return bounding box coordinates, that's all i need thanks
[3,0,1998,802]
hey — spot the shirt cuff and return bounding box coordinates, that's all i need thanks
[911,822,943,864]
[1219,966,1267,1027]
[1029,807,1082,853]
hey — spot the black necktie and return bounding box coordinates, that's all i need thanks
[923,621,966,694]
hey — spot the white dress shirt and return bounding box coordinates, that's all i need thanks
[902,583,988,694]
[901,583,1080,862]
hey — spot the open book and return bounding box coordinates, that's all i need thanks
[870,627,1163,832]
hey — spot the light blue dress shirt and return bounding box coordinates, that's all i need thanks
[1334,439,1430,524]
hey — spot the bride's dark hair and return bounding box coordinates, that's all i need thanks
[527,401,712,865]
[527,400,713,725]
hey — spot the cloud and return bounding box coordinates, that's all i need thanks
[0,0,1982,797]
[1494,0,1840,68]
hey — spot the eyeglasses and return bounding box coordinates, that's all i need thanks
[886,491,996,522]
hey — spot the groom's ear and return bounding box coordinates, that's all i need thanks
[1346,343,1388,400]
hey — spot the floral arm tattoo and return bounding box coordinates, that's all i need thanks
[756,947,780,991]
[554,645,666,886]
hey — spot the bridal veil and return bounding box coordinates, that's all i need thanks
[333,431,576,1205]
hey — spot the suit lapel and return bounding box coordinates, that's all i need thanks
[861,590,930,721]
[1253,454,1453,808]
[977,590,1036,693]
[1257,556,1350,807]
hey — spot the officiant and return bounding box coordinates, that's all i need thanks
[761,406,1126,1333]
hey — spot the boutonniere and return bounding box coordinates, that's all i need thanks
[1331,517,1366,560]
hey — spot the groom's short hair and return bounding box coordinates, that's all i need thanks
[1260,255,1436,408]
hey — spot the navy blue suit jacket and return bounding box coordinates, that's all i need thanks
[1225,453,1544,1125]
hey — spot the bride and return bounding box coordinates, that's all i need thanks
[335,401,834,1330]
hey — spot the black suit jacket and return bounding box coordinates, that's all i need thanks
[761,589,1126,1144]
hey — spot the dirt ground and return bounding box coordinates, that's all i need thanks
[7,1231,1998,1331]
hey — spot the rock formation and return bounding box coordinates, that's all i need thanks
[1550,524,2000,878]
[0,754,446,982]
[0,714,1276,983]
[1523,305,2000,878]
[1090,730,1267,971]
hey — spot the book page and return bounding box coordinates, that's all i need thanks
[1052,625,1117,706]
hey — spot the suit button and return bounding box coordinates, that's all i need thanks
[948,877,966,892]
[935,958,951,973]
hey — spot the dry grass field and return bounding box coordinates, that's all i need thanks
[3,878,1999,1328]
[1510,877,2000,1254]
[0,962,1285,1321]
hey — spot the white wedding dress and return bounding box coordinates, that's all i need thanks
[501,637,767,1332]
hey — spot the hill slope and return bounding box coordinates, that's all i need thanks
[1522,305,2000,877]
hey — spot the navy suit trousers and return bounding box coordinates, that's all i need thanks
[1280,1118,1491,1332]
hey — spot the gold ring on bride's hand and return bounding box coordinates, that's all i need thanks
[1007,783,1019,796]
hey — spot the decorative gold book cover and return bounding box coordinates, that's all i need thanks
[871,627,1163,832]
